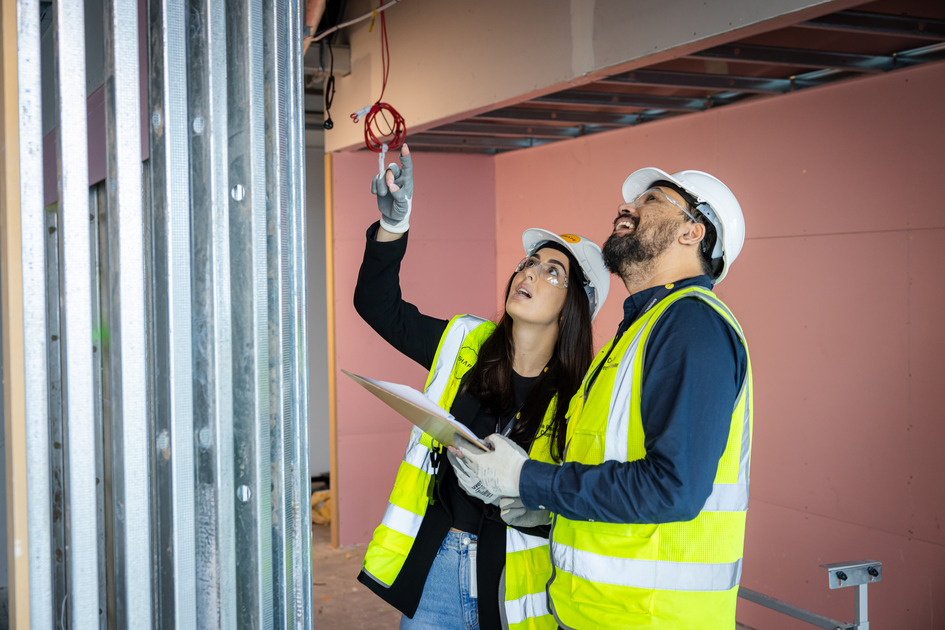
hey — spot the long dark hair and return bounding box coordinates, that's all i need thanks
[460,243,594,462]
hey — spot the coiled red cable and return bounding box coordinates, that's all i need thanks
[361,102,406,153]
[352,0,406,153]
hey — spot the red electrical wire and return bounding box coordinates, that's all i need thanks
[352,0,406,153]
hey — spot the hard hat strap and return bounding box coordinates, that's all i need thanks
[696,202,724,261]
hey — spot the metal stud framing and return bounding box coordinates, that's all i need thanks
[2,0,312,626]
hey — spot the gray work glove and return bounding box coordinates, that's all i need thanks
[499,496,551,528]
[447,449,499,506]
[452,433,528,499]
[371,144,413,234]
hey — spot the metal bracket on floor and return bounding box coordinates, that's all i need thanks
[739,559,882,630]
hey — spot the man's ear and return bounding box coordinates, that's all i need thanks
[679,221,705,247]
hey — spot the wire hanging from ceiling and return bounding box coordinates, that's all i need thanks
[306,0,403,45]
[350,0,406,154]
[322,37,336,129]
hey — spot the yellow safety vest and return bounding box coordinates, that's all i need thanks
[548,287,753,630]
[361,315,558,630]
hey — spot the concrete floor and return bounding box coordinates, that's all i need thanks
[312,522,402,628]
[312,521,758,629]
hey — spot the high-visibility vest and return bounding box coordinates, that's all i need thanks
[548,287,753,630]
[361,315,559,630]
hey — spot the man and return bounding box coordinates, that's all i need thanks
[452,168,752,629]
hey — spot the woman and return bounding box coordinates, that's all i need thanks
[353,145,609,630]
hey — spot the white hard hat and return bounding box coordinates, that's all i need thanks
[522,228,610,320]
[621,167,745,284]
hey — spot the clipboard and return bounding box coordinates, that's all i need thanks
[342,369,489,451]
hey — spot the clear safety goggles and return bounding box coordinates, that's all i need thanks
[629,187,698,223]
[514,256,569,289]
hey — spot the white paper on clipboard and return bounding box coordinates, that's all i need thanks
[342,370,489,450]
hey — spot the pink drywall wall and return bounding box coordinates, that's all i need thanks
[331,151,497,546]
[491,61,945,629]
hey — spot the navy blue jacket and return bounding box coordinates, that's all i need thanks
[519,276,748,523]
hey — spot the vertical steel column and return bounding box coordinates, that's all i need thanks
[187,0,237,625]
[227,0,274,627]
[43,203,67,623]
[285,0,313,625]
[52,0,102,625]
[12,1,54,625]
[102,1,153,626]
[262,0,291,623]
[148,0,197,626]
[88,187,111,626]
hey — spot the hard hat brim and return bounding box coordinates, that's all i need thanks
[621,167,680,203]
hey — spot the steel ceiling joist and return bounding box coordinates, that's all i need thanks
[429,122,585,139]
[601,69,819,94]
[798,9,945,40]
[474,107,651,127]
[533,90,710,112]
[687,43,924,73]
[406,133,554,150]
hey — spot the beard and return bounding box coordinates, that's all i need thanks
[602,219,678,276]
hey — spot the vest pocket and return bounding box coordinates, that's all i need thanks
[565,431,603,465]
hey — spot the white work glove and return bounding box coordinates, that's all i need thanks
[447,449,499,506]
[451,433,528,499]
[371,144,413,234]
[499,496,551,528]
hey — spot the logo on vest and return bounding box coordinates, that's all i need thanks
[456,349,477,372]
[602,355,621,369]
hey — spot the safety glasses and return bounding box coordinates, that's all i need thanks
[630,187,698,223]
[514,256,569,289]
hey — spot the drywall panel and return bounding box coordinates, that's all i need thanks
[326,0,860,151]
[740,502,945,630]
[903,228,945,546]
[730,231,914,536]
[492,60,945,628]
[331,150,495,546]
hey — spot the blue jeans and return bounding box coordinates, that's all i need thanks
[400,530,479,630]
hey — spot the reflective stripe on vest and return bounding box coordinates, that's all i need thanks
[374,426,436,541]
[552,543,743,591]
[506,528,549,553]
[506,592,552,627]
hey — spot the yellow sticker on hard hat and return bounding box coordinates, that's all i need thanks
[559,234,580,243]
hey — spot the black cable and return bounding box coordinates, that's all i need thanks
[323,38,336,130]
